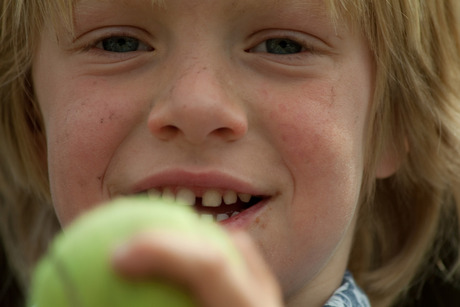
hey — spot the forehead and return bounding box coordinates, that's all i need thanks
[74,0,325,7]
[73,0,329,14]
[70,0,339,30]
[44,0,364,43]
[51,0,365,16]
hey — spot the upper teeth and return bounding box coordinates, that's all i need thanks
[147,187,253,208]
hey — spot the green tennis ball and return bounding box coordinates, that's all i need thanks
[28,196,241,307]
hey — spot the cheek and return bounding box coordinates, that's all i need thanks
[37,76,145,224]
[266,81,366,183]
[258,80,368,280]
[288,96,364,226]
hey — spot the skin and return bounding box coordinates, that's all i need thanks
[32,0,392,305]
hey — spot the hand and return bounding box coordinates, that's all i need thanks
[111,229,283,307]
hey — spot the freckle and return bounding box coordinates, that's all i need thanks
[100,118,104,124]
[254,217,267,230]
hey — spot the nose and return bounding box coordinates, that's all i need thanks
[148,63,248,144]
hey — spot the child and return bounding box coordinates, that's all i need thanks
[1,0,460,306]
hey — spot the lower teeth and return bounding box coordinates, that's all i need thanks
[200,211,241,222]
[217,214,229,222]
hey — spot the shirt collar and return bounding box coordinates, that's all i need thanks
[323,271,371,307]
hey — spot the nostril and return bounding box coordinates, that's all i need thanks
[149,109,247,143]
[147,83,248,143]
[215,127,235,140]
[214,125,247,142]
[155,125,179,141]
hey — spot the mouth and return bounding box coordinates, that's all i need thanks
[139,187,267,222]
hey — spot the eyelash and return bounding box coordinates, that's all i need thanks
[250,37,316,55]
[81,32,153,55]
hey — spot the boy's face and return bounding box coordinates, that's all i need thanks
[33,0,375,303]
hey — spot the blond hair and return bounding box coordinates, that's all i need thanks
[1,0,460,306]
[330,1,460,306]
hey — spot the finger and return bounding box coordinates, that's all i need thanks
[111,230,283,307]
[111,230,247,306]
[111,230,224,279]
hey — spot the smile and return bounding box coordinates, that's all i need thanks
[145,187,265,222]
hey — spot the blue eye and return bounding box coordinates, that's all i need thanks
[97,36,150,53]
[250,37,306,55]
[265,38,303,54]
